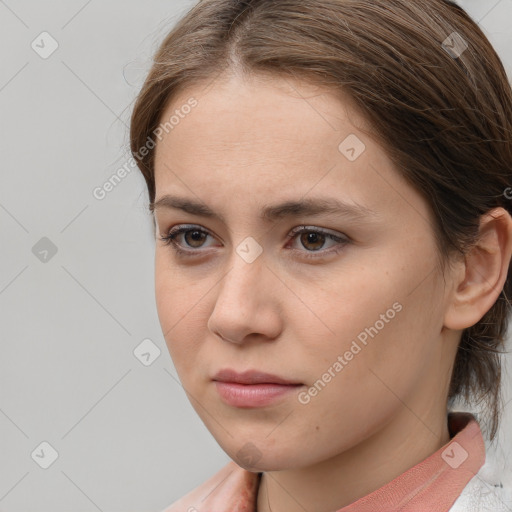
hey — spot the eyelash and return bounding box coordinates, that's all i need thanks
[158,224,349,260]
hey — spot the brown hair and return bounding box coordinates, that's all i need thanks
[130,0,512,441]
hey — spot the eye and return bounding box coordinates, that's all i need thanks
[158,224,349,260]
[285,225,349,259]
[159,224,215,255]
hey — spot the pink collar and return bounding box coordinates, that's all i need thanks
[164,412,485,512]
[336,412,485,511]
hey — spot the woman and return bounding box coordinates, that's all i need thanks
[130,0,512,510]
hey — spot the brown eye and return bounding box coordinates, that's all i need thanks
[159,225,214,253]
[286,226,350,260]
[184,230,208,248]
[299,232,326,251]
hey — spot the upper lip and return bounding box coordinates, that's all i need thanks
[212,369,302,385]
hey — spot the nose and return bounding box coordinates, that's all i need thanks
[207,248,283,345]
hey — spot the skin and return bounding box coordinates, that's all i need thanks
[152,71,512,512]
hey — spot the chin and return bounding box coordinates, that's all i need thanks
[227,445,299,472]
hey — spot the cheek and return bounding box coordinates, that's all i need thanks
[154,250,205,326]
[298,255,438,388]
[154,253,208,371]
[292,302,420,447]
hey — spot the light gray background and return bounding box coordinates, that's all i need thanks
[1,1,511,511]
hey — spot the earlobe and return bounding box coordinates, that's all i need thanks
[444,207,512,331]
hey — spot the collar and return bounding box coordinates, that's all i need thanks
[163,411,485,512]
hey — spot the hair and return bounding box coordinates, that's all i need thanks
[130,0,512,441]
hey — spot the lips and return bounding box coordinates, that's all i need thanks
[212,369,304,408]
[212,368,303,385]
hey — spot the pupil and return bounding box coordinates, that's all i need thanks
[186,231,205,247]
[302,232,324,250]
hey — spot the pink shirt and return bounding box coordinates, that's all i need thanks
[163,412,488,512]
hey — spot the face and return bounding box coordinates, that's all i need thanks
[152,72,457,472]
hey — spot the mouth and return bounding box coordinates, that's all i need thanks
[212,369,304,408]
[212,368,303,385]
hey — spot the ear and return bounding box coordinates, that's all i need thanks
[444,207,512,330]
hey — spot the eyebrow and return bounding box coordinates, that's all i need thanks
[150,194,379,223]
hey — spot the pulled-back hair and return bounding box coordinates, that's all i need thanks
[130,0,512,441]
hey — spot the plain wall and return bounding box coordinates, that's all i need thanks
[1,1,511,510]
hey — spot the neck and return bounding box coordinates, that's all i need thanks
[256,405,451,512]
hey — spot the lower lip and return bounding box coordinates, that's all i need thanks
[213,381,303,408]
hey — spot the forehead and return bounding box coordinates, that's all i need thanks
[155,74,371,180]
[151,73,425,227]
